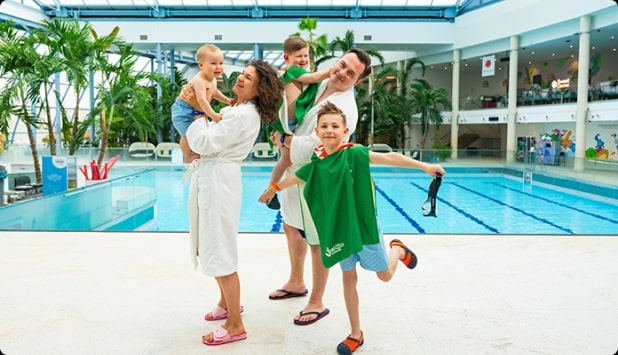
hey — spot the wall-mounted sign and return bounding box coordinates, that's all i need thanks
[482,55,495,77]
[42,156,68,196]
[551,78,570,89]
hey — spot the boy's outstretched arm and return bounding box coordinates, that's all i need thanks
[258,174,303,204]
[369,151,446,178]
[294,68,331,84]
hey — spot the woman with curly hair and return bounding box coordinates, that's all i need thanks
[179,59,283,346]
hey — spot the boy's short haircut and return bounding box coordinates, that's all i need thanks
[283,36,308,54]
[317,101,347,126]
[196,44,221,63]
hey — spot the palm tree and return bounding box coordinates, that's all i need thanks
[356,56,437,148]
[0,21,46,182]
[36,19,99,156]
[364,71,402,147]
[409,79,451,149]
[90,42,157,166]
[378,58,426,148]
[145,70,186,144]
[29,55,65,157]
[24,23,67,157]
[292,17,328,72]
[317,30,385,69]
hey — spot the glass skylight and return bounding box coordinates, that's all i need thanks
[16,0,472,69]
[25,0,463,9]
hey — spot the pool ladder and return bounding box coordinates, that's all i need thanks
[523,149,534,186]
[521,136,536,187]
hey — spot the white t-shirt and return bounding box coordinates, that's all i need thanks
[280,79,359,244]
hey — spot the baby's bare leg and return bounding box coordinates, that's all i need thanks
[180,136,199,164]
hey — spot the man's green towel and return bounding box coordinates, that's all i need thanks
[270,66,321,135]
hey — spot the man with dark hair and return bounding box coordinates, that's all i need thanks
[268,48,373,326]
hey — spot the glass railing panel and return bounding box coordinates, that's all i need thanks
[0,168,157,231]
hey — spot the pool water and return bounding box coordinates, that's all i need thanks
[145,169,618,235]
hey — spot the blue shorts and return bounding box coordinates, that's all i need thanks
[171,98,194,137]
[288,120,298,132]
[339,223,388,272]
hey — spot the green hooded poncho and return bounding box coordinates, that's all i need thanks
[295,145,380,268]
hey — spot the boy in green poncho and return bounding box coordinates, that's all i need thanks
[267,36,330,208]
[259,101,446,355]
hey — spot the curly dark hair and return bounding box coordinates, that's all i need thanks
[249,60,283,125]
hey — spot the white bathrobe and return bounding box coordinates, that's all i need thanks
[279,79,359,245]
[186,103,261,276]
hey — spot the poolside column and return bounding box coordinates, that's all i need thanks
[399,60,410,149]
[54,72,62,148]
[451,49,460,159]
[155,43,164,144]
[505,36,520,163]
[89,70,95,143]
[253,43,263,60]
[169,49,176,142]
[574,16,591,171]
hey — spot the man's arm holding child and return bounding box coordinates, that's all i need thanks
[369,151,446,178]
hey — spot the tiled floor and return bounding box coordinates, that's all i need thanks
[1,231,617,355]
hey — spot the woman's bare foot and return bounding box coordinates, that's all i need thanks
[202,323,246,343]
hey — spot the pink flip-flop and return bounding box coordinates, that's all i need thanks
[204,305,245,321]
[203,326,247,346]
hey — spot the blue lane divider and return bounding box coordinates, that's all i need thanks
[451,182,574,234]
[270,211,283,232]
[409,182,500,234]
[375,184,425,233]
[493,182,618,225]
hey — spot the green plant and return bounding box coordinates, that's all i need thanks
[356,58,431,149]
[291,17,328,72]
[365,71,402,147]
[431,136,452,162]
[35,19,100,155]
[210,71,238,114]
[316,30,385,69]
[0,21,46,182]
[409,79,451,149]
[90,42,159,166]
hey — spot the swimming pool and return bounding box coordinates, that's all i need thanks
[144,166,618,235]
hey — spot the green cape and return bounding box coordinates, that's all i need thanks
[295,145,380,268]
